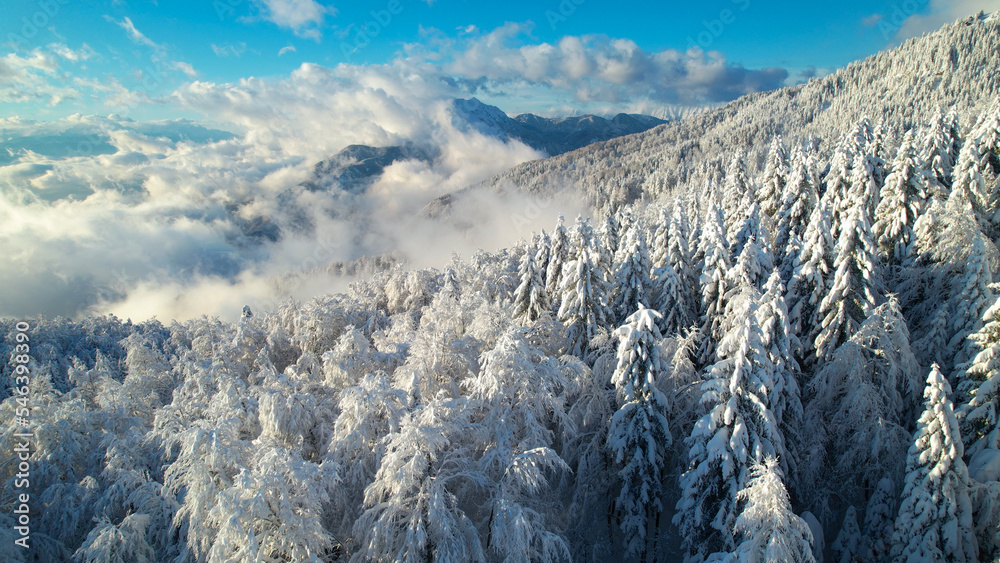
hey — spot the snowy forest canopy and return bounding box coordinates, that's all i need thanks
[5,13,1000,563]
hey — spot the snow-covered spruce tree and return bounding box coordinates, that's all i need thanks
[352,397,487,563]
[730,202,768,264]
[729,457,815,563]
[969,480,1000,562]
[870,121,891,187]
[512,241,551,325]
[668,203,698,295]
[973,99,1000,232]
[849,147,882,227]
[786,201,834,352]
[600,211,621,265]
[947,235,994,373]
[759,136,789,219]
[558,243,611,358]
[920,108,960,198]
[759,269,803,488]
[546,216,571,299]
[813,200,879,363]
[655,260,690,338]
[890,364,978,563]
[698,204,731,365]
[957,292,1000,459]
[611,219,654,326]
[822,143,855,241]
[651,206,671,271]
[774,147,818,264]
[570,215,598,256]
[722,153,754,240]
[830,505,862,563]
[535,230,552,279]
[654,203,698,336]
[675,289,784,560]
[607,307,671,560]
[862,477,897,562]
[873,130,924,270]
[849,116,876,155]
[726,234,769,295]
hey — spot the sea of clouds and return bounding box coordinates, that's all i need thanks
[1,23,804,322]
[0,66,586,322]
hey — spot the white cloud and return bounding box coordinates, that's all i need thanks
[897,0,1000,38]
[48,43,97,62]
[169,61,198,78]
[278,45,297,56]
[253,0,334,40]
[105,15,164,50]
[212,43,248,57]
[0,48,82,106]
[422,24,789,106]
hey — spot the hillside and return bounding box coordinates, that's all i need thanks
[433,11,1000,214]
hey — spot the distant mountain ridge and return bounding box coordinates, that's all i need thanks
[301,144,436,193]
[300,98,665,194]
[450,97,666,156]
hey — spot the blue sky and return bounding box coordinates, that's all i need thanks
[3,0,998,123]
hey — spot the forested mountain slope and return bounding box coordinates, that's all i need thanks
[437,11,1000,214]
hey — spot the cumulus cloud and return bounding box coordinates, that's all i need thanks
[897,0,1000,38]
[430,24,789,106]
[0,45,91,106]
[252,0,334,40]
[171,61,462,161]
